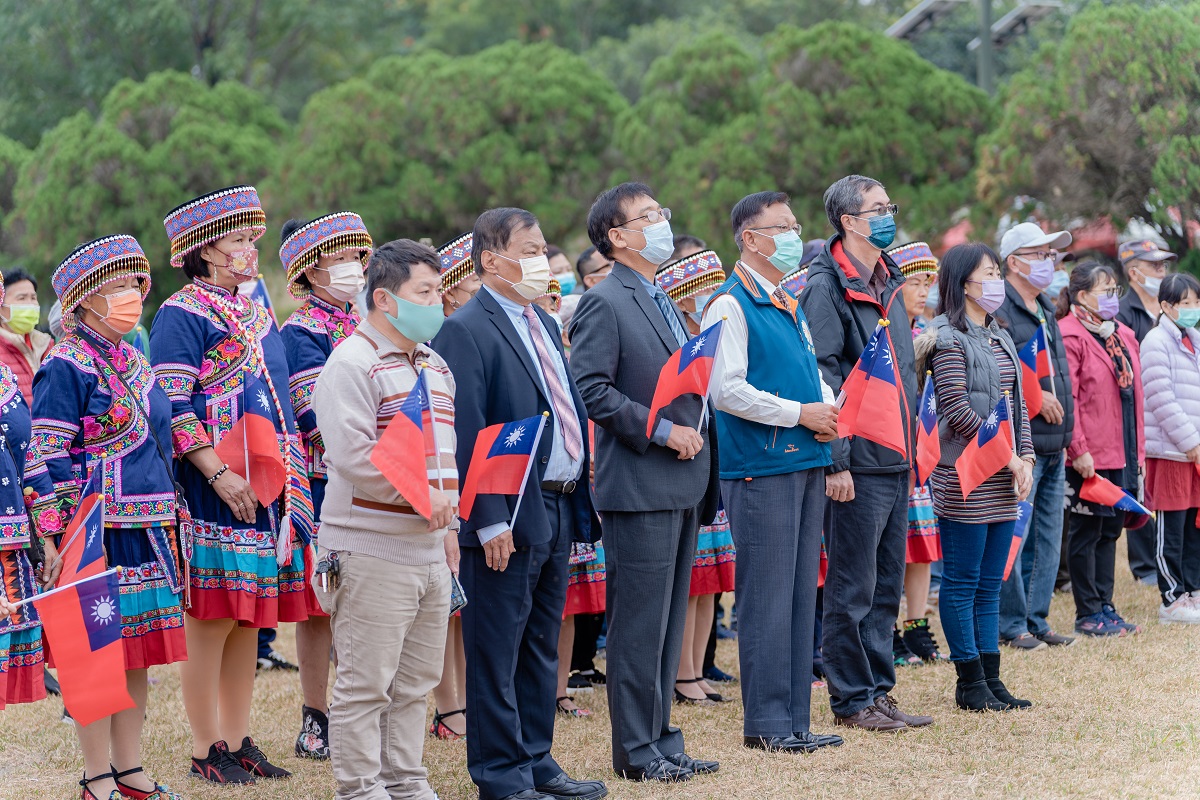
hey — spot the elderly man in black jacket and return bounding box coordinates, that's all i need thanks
[995,223,1078,650]
[799,175,931,731]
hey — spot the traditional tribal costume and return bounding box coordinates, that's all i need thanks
[152,186,314,626]
[781,266,809,297]
[28,237,188,674]
[438,232,474,296]
[656,250,736,597]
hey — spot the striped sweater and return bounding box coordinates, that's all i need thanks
[312,319,458,565]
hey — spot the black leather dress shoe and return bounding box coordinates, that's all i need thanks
[497,791,553,800]
[744,735,828,753]
[619,756,693,782]
[664,752,720,775]
[535,773,608,800]
[791,730,844,750]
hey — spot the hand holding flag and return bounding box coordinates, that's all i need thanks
[1080,475,1153,517]
[915,373,940,486]
[214,370,287,507]
[836,321,908,457]
[1017,326,1052,419]
[645,318,725,439]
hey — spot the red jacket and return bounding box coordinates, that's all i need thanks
[1060,313,1145,470]
[0,327,52,404]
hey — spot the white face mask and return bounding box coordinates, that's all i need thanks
[319,261,366,303]
[493,253,551,301]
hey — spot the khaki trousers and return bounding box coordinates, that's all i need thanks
[319,551,450,800]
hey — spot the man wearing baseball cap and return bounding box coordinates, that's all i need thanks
[1117,239,1178,344]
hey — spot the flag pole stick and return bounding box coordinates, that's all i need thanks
[693,317,728,434]
[508,413,550,529]
[1042,322,1058,401]
[420,363,446,496]
[242,379,251,501]
[7,566,121,611]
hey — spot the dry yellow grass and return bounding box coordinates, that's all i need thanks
[3,550,1199,800]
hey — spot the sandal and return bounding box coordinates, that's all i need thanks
[696,675,728,703]
[111,766,182,800]
[430,708,467,740]
[556,696,592,718]
[79,773,121,800]
[673,678,715,706]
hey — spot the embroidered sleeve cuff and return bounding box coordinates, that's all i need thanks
[171,415,211,454]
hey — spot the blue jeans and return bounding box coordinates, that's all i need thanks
[938,517,1016,662]
[998,451,1066,638]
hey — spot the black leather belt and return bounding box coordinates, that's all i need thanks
[542,479,578,494]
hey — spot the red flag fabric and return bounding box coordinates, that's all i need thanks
[955,396,1014,499]
[33,570,134,726]
[915,375,940,486]
[837,322,907,457]
[1016,326,1051,419]
[370,371,433,520]
[645,319,725,438]
[459,415,546,521]
[1003,501,1034,580]
[57,466,106,587]
[215,370,286,506]
[1080,475,1153,516]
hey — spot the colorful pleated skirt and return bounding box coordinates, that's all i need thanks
[1,548,45,707]
[105,525,188,669]
[906,485,942,564]
[564,541,605,617]
[691,508,736,597]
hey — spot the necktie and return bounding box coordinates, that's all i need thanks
[652,288,689,347]
[522,305,583,461]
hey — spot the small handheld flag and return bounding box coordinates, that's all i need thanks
[215,370,287,506]
[370,370,434,520]
[459,414,547,522]
[836,321,908,457]
[1017,326,1051,419]
[1080,475,1153,517]
[955,396,1014,499]
[57,464,106,587]
[1003,501,1034,581]
[915,373,940,486]
[646,319,725,439]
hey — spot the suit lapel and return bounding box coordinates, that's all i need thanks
[478,288,549,401]
[614,262,680,354]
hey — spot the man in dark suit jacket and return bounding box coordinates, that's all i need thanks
[569,182,721,784]
[433,208,606,800]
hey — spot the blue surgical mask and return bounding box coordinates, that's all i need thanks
[556,271,578,295]
[623,219,675,266]
[688,293,713,326]
[766,230,805,273]
[384,290,444,343]
[1044,270,1069,299]
[854,213,897,250]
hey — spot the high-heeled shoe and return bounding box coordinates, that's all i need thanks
[695,676,728,702]
[556,696,592,717]
[430,708,467,740]
[79,773,121,800]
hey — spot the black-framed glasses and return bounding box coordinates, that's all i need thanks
[1014,250,1057,262]
[853,203,899,218]
[1091,285,1126,299]
[618,207,672,227]
[750,223,802,237]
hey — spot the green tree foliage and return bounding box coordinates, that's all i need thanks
[13,73,287,306]
[0,136,31,258]
[977,3,1200,253]
[275,42,627,249]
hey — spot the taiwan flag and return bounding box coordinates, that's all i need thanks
[215,370,287,507]
[645,319,725,438]
[955,396,1013,499]
[1017,326,1052,419]
[836,322,907,456]
[915,376,940,486]
[57,465,106,587]
[459,415,547,522]
[1080,475,1152,517]
[370,370,434,520]
[33,569,135,726]
[1003,500,1034,581]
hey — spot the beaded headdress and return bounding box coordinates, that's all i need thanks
[163,185,267,268]
[279,212,373,299]
[438,233,474,293]
[781,266,808,297]
[887,241,939,278]
[52,235,152,330]
[655,250,725,303]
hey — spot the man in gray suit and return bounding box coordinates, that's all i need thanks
[569,182,721,784]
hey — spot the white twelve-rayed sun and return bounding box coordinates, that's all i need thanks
[91,595,116,626]
[690,336,706,356]
[504,426,526,447]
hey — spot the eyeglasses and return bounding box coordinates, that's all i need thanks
[852,203,899,218]
[750,223,802,237]
[1015,250,1057,262]
[618,207,672,227]
[1091,286,1126,299]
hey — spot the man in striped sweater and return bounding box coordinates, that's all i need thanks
[313,239,459,800]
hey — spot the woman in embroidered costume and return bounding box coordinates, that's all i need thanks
[25,237,185,800]
[0,265,59,713]
[277,211,372,759]
[150,186,314,785]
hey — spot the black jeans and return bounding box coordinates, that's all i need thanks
[1067,509,1123,620]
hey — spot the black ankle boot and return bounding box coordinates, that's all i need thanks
[980,651,1032,710]
[954,658,1007,712]
[295,705,330,760]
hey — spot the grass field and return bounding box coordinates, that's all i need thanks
[3,550,1199,800]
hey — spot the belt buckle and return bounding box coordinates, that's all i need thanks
[561,479,577,494]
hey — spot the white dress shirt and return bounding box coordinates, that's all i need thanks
[702,261,834,427]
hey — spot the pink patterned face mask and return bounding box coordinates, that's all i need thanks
[214,245,259,280]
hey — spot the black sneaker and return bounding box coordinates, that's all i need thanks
[892,626,921,667]
[256,650,299,671]
[577,668,607,686]
[902,618,948,662]
[191,740,257,785]
[234,736,292,779]
[295,705,330,760]
[1000,633,1048,651]
[566,672,594,693]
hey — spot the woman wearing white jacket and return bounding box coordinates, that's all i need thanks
[1141,272,1200,624]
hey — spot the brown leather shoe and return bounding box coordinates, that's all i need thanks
[833,705,907,731]
[874,694,933,727]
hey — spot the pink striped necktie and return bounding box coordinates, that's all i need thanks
[522,304,583,461]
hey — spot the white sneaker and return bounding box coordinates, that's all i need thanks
[1158,597,1200,624]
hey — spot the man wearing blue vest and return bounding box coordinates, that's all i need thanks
[702,191,843,753]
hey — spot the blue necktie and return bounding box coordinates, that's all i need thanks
[652,288,689,347]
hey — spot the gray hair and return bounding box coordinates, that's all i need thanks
[823,175,884,237]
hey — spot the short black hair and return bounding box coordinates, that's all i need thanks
[730,191,790,251]
[547,245,565,261]
[823,175,884,237]
[181,248,211,280]
[1157,272,1200,308]
[3,267,37,291]
[281,218,311,290]
[587,182,654,259]
[937,242,1002,332]
[671,234,707,260]
[576,245,610,278]
[472,207,539,276]
[366,239,441,311]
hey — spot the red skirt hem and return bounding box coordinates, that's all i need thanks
[1,664,47,706]
[187,590,278,628]
[123,628,189,670]
[689,563,735,597]
[563,583,605,617]
[906,535,942,564]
